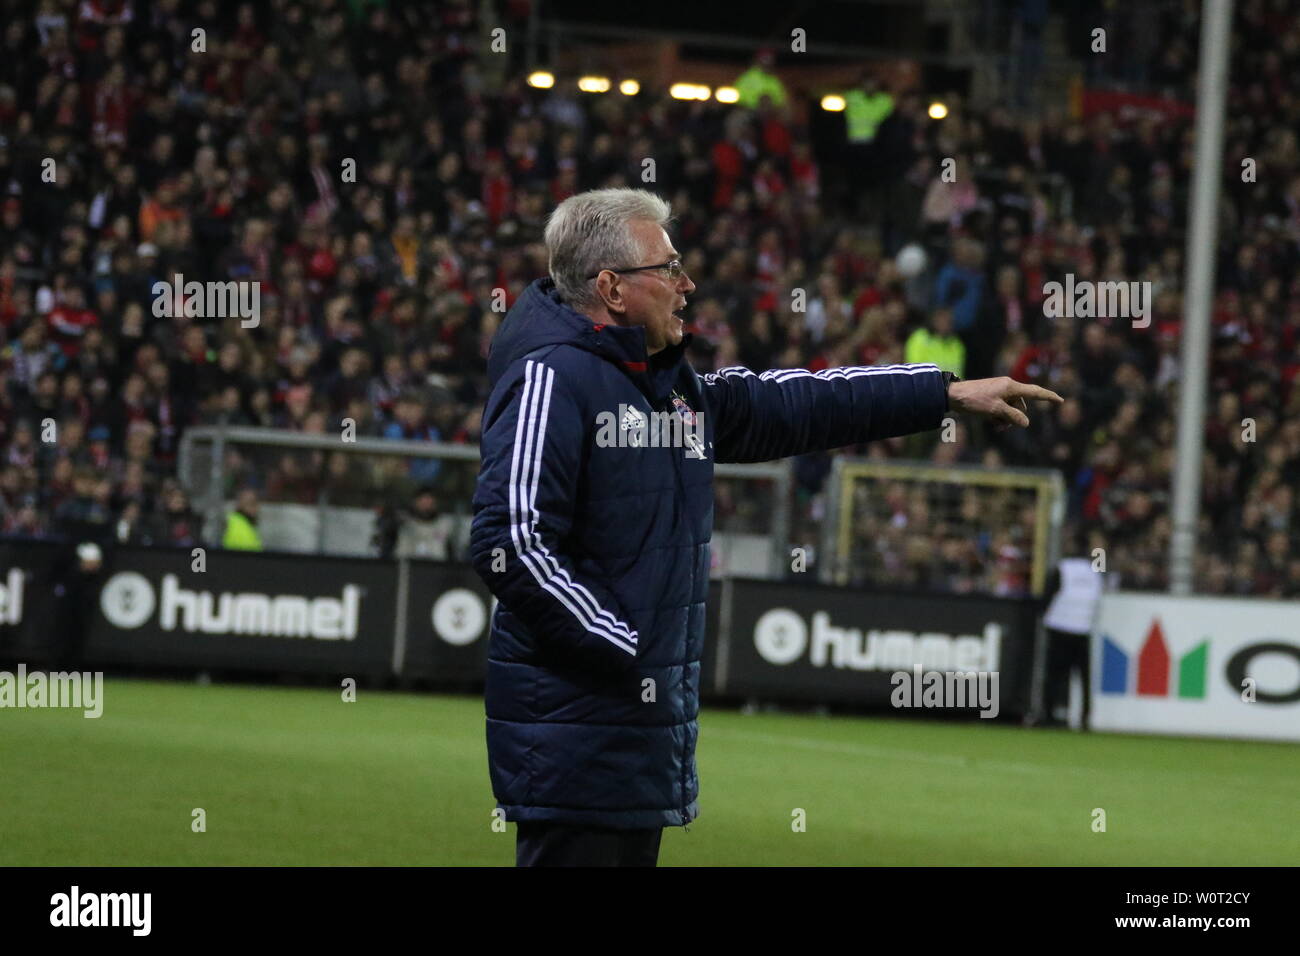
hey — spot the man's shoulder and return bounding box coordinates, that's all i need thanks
[497,342,611,389]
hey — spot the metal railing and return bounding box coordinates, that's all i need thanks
[177,425,794,576]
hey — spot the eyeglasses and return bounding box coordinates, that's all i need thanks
[586,259,684,282]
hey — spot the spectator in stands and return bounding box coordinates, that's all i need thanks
[383,390,442,485]
[222,487,262,551]
[904,307,965,376]
[732,48,787,110]
[0,0,1288,599]
[393,485,460,561]
[844,71,895,149]
[933,238,987,342]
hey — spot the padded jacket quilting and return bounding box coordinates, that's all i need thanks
[470,277,946,828]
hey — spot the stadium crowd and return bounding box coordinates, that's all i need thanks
[2,0,1299,597]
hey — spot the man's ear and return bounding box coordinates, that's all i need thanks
[595,272,627,315]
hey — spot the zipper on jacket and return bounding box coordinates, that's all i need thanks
[665,394,693,830]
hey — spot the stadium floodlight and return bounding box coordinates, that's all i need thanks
[619,79,640,96]
[670,83,711,101]
[928,101,949,119]
[527,71,555,89]
[715,86,740,103]
[820,94,846,112]
[578,75,611,93]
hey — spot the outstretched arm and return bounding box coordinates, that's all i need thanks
[702,363,948,464]
[702,365,1064,463]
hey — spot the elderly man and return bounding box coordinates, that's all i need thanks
[470,188,1060,867]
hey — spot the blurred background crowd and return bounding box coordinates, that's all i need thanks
[1,0,1298,595]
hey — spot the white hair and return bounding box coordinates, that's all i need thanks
[544,188,672,311]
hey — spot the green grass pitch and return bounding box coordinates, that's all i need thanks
[1,678,1295,865]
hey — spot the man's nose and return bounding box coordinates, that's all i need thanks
[679,271,696,294]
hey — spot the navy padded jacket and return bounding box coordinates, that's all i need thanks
[470,277,947,829]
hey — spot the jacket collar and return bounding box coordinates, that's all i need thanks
[587,319,693,404]
[489,278,692,404]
